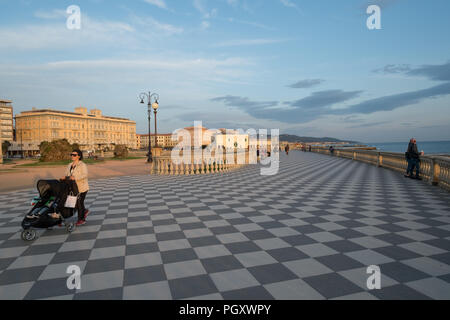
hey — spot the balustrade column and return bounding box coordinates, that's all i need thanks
[150,162,154,174]
[200,162,205,174]
[377,152,383,167]
[158,159,163,175]
[179,163,184,175]
[430,159,440,186]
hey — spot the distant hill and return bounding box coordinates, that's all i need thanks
[279,134,358,144]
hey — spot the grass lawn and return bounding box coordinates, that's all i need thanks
[17,159,101,167]
[15,157,145,167]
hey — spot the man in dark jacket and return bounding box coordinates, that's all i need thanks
[405,138,424,180]
[329,146,335,156]
[405,138,414,177]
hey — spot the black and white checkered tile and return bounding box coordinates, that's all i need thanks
[0,151,449,300]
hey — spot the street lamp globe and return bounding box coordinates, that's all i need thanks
[152,101,159,110]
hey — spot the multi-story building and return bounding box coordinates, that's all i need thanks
[0,100,13,163]
[0,100,13,142]
[136,134,141,150]
[213,129,249,150]
[139,126,222,150]
[138,133,177,149]
[14,107,137,153]
[170,126,252,150]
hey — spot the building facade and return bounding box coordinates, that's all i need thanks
[136,134,141,150]
[177,126,213,148]
[14,107,137,153]
[0,100,13,142]
[213,129,249,150]
[138,133,177,149]
[0,100,13,163]
[137,127,276,152]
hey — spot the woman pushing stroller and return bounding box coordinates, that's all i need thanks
[61,149,90,226]
[21,149,90,241]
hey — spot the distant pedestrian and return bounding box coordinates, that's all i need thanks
[285,145,289,155]
[405,138,414,177]
[309,145,312,152]
[329,146,335,156]
[405,138,424,180]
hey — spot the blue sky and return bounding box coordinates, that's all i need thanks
[0,0,449,142]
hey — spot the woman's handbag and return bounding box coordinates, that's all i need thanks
[64,193,78,208]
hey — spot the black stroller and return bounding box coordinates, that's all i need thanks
[21,179,79,241]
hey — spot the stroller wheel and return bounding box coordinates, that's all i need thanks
[66,223,76,233]
[21,229,37,241]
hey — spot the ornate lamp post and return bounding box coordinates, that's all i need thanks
[152,99,159,148]
[139,91,159,163]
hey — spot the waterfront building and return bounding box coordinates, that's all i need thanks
[14,107,137,155]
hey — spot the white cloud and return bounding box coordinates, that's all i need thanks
[0,57,253,91]
[279,0,301,13]
[201,21,210,29]
[225,0,254,14]
[213,38,288,47]
[193,0,218,19]
[227,18,274,31]
[280,0,296,8]
[143,0,168,9]
[0,12,190,50]
[193,0,206,14]
[134,16,184,35]
[0,19,134,50]
[34,9,67,20]
[42,57,249,71]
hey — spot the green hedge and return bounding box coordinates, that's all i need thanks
[39,139,80,162]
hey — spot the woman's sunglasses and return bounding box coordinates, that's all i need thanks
[71,153,79,157]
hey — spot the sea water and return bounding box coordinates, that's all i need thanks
[367,141,450,155]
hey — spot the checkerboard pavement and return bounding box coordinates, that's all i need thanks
[0,151,449,300]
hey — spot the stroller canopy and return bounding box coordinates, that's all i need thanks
[37,180,79,200]
[37,180,61,199]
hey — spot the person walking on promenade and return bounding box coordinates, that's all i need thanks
[329,146,335,156]
[285,144,290,155]
[62,149,90,226]
[405,138,424,180]
[405,138,414,177]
